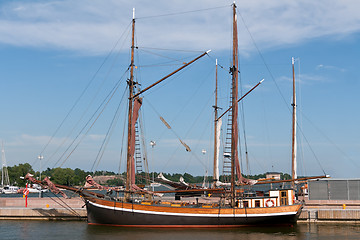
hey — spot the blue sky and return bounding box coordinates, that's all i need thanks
[0,0,359,178]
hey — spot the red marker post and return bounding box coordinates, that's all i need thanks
[23,183,29,207]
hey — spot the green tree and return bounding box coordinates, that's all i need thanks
[7,163,34,187]
[107,177,125,186]
[52,168,75,185]
[73,168,90,186]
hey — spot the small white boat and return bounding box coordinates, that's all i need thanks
[1,185,19,194]
[17,184,49,194]
[1,142,19,194]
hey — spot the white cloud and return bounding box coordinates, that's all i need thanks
[316,64,346,72]
[278,73,327,85]
[0,0,359,55]
[6,134,65,147]
[87,134,106,141]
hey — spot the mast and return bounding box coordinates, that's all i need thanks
[291,57,297,184]
[1,142,4,187]
[213,59,220,184]
[1,142,10,187]
[230,2,239,207]
[125,8,136,200]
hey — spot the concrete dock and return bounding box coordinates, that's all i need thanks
[2,197,360,222]
[299,199,360,223]
[0,197,86,220]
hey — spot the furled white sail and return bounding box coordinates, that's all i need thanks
[214,118,222,181]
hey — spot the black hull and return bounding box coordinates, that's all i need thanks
[86,200,300,227]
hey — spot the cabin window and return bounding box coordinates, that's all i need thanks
[243,201,249,208]
[255,200,261,207]
[280,191,288,206]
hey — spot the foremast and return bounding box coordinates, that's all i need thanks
[230,2,239,207]
[124,9,210,201]
[125,8,136,201]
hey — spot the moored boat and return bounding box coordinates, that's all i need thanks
[1,142,19,194]
[25,2,311,227]
[1,185,19,194]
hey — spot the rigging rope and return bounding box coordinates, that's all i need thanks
[237,8,291,114]
[43,191,81,218]
[34,21,132,168]
[91,86,128,173]
[138,48,199,65]
[44,53,130,168]
[118,99,129,175]
[238,63,251,177]
[296,123,327,175]
[54,71,127,168]
[300,108,358,170]
[139,46,203,53]
[137,5,230,20]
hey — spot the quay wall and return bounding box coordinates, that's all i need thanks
[0,208,86,220]
[299,209,360,222]
[0,197,84,208]
[0,197,86,220]
[299,200,360,222]
[2,197,360,221]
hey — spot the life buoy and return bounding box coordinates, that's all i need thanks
[23,189,29,196]
[265,199,274,207]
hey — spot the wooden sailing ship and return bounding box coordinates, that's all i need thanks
[25,3,309,227]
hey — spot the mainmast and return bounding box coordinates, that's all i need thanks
[291,57,297,184]
[125,8,136,200]
[230,2,239,207]
[213,59,220,184]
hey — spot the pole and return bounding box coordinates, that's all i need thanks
[25,183,28,207]
[38,155,44,198]
[213,59,219,184]
[150,141,156,191]
[291,57,297,187]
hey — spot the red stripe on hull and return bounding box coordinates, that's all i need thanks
[88,223,294,228]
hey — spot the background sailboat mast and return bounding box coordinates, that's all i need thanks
[1,142,10,187]
[126,8,136,197]
[230,2,239,207]
[213,59,219,183]
[1,142,4,187]
[291,57,297,184]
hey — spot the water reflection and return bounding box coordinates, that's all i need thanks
[86,224,302,240]
[1,221,360,240]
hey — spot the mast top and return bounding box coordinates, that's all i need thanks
[133,8,135,20]
[292,57,295,65]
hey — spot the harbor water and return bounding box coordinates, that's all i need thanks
[1,221,360,240]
